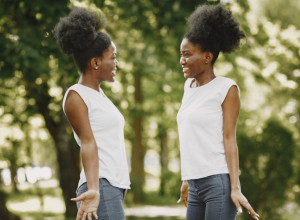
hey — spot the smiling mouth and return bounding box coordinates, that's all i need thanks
[182,67,189,73]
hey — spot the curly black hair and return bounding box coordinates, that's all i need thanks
[54,7,111,73]
[185,4,245,64]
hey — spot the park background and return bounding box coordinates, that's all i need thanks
[0,0,300,219]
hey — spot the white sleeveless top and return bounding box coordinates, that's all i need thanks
[177,76,239,180]
[62,84,130,189]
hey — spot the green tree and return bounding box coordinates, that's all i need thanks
[238,119,295,219]
[0,191,20,220]
[0,0,80,217]
[262,0,300,206]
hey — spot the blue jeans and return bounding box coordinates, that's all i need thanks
[187,174,237,220]
[76,178,125,220]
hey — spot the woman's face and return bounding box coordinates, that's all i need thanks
[180,38,207,79]
[99,42,118,82]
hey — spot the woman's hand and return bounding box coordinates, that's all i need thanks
[231,189,260,220]
[177,180,189,207]
[71,189,100,220]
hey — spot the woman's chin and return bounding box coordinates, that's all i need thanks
[184,73,192,78]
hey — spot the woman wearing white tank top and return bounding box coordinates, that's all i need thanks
[54,8,130,220]
[177,5,259,220]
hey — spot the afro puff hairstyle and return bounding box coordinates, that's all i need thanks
[54,7,111,73]
[185,4,245,64]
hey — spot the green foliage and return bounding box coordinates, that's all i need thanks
[238,119,295,219]
[0,190,20,220]
[263,0,300,29]
[159,170,182,199]
[0,0,80,217]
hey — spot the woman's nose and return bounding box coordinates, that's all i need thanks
[180,57,186,65]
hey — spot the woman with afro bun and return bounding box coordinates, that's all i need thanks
[54,8,130,220]
[177,4,259,220]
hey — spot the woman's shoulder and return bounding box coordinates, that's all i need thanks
[216,76,240,99]
[66,84,94,96]
[63,84,88,104]
[67,83,82,91]
[216,76,237,84]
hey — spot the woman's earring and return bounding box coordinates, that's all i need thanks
[95,66,99,69]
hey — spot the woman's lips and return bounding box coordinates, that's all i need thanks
[182,67,189,73]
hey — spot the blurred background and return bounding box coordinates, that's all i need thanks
[0,0,299,219]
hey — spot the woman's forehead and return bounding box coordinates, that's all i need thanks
[180,39,201,52]
[111,41,117,53]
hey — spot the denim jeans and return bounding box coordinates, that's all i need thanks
[187,174,237,220]
[76,178,125,220]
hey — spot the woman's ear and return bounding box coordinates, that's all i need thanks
[90,57,101,70]
[204,52,214,64]
[204,52,213,64]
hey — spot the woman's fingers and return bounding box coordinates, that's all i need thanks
[81,212,87,220]
[87,212,92,220]
[177,194,188,207]
[71,193,85,202]
[76,209,83,220]
[180,193,188,207]
[183,197,188,207]
[179,181,189,207]
[247,207,260,220]
[240,199,260,220]
[92,211,98,219]
[75,208,98,220]
[179,194,188,207]
[231,191,260,219]
[237,206,243,214]
[231,198,242,214]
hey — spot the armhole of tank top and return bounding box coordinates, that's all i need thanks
[62,89,71,114]
[63,88,88,114]
[220,82,239,104]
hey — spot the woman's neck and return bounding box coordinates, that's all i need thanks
[78,73,101,92]
[194,71,216,87]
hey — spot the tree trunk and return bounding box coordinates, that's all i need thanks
[53,114,80,217]
[0,190,20,220]
[130,75,145,203]
[9,141,19,193]
[33,81,80,218]
[159,127,169,196]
